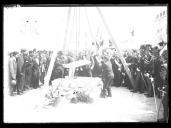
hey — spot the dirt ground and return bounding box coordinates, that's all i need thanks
[4,84,164,123]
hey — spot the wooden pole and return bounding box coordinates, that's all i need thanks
[96,7,136,89]
[84,7,96,53]
[44,7,72,86]
[76,7,78,56]
[44,49,58,86]
[84,7,95,41]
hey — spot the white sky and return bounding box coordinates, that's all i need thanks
[4,6,167,52]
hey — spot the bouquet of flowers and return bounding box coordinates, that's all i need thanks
[70,90,93,104]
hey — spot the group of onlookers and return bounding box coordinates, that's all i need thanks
[8,42,167,97]
[8,49,51,95]
[8,41,168,121]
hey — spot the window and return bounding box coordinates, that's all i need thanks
[163,11,165,15]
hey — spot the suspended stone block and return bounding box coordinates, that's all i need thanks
[63,59,91,69]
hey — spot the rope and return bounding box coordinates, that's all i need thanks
[96,7,136,89]
[84,7,96,43]
[78,7,80,53]
[76,7,78,56]
[84,31,91,49]
[68,7,76,52]
[63,7,72,51]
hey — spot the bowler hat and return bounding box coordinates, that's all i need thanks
[13,51,19,56]
[158,41,164,46]
[29,50,33,54]
[21,49,27,53]
[33,48,36,52]
[11,80,16,86]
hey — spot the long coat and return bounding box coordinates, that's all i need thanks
[25,55,33,86]
[16,54,25,92]
[9,57,17,80]
[111,58,121,86]
[9,56,17,94]
[31,57,40,88]
[153,58,163,97]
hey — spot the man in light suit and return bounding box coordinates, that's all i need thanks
[9,51,18,96]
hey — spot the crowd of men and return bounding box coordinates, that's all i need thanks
[8,49,52,95]
[8,41,168,120]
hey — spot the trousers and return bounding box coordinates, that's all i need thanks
[101,76,114,97]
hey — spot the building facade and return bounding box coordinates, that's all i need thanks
[154,9,167,43]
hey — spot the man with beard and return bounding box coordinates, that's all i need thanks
[31,52,40,89]
[135,45,151,93]
[123,51,134,90]
[25,51,33,88]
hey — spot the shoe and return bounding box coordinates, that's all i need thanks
[107,91,112,97]
[139,91,144,94]
[17,91,23,95]
[131,90,137,93]
[10,93,15,96]
[146,94,152,97]
[107,94,112,97]
[157,118,167,123]
[100,94,106,98]
[145,93,153,97]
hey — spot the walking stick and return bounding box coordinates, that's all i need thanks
[151,79,158,121]
[157,87,166,120]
